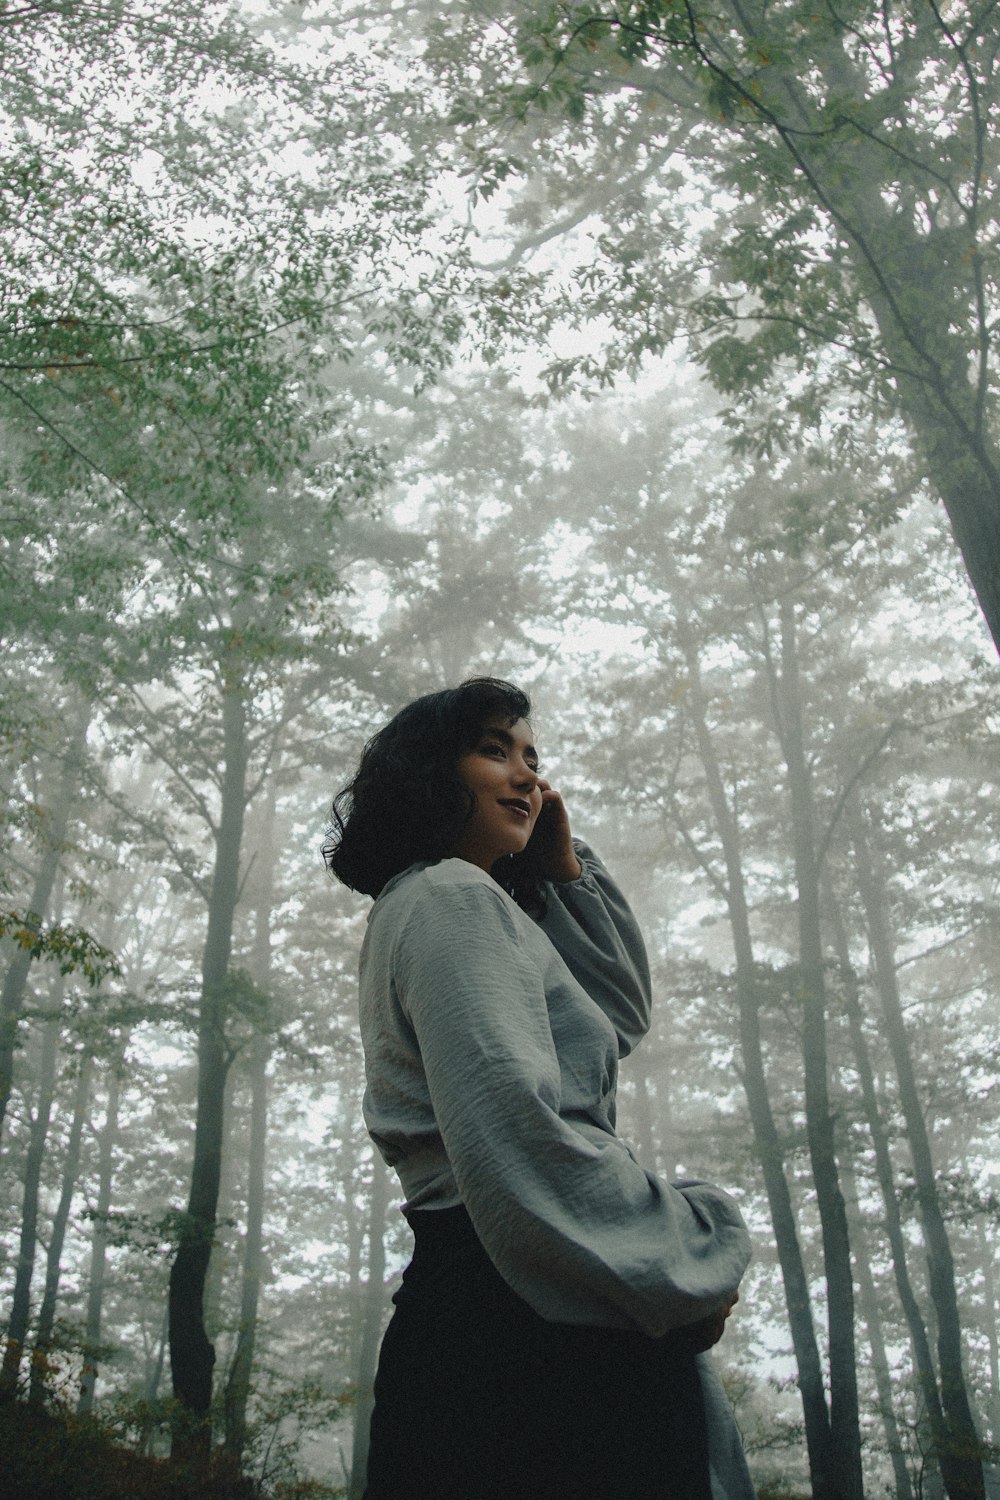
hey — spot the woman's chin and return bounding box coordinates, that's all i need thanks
[492,841,531,872]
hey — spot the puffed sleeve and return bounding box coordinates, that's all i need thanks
[392,877,751,1338]
[536,839,652,1056]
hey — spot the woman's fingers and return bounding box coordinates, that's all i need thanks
[527,785,581,882]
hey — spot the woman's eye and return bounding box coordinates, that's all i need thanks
[481,742,505,757]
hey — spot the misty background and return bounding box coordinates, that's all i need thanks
[1,3,998,1498]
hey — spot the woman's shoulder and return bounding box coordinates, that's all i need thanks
[422,857,498,892]
[370,858,510,926]
[368,860,526,957]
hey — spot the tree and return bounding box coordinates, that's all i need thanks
[0,972,65,1398]
[433,0,1000,655]
[347,1153,391,1500]
[28,1051,92,1407]
[222,779,279,1465]
[824,882,954,1491]
[848,799,987,1492]
[78,1052,125,1417]
[0,705,93,1147]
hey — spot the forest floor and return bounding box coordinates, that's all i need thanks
[0,1400,267,1500]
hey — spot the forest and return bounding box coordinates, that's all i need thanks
[1,1,998,1497]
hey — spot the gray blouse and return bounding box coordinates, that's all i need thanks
[359,842,752,1337]
[359,842,756,1500]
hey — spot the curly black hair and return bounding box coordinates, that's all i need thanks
[323,677,546,912]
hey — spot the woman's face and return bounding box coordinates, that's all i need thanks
[450,717,543,873]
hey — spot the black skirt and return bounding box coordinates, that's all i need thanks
[364,1204,712,1500]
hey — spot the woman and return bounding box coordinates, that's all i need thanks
[325,678,754,1500]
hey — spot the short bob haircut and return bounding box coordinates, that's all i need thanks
[323,677,545,911]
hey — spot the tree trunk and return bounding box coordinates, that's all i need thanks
[140,1303,170,1456]
[770,600,863,1500]
[0,708,89,1146]
[168,681,248,1464]
[222,1032,267,1465]
[976,1221,1000,1452]
[628,1056,665,1173]
[841,1159,914,1500]
[201,1074,236,1355]
[677,621,841,1500]
[29,1054,92,1406]
[342,1119,367,1384]
[920,446,1000,659]
[850,804,986,1499]
[78,1057,122,1415]
[830,160,1000,660]
[223,775,278,1465]
[0,983,61,1399]
[348,1153,390,1500]
[825,879,960,1489]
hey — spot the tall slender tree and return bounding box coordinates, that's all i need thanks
[0,706,91,1147]
[850,802,986,1492]
[1,972,65,1398]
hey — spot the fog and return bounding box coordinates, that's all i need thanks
[2,4,999,1499]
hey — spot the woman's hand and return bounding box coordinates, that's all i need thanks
[675,1292,739,1354]
[526,782,583,884]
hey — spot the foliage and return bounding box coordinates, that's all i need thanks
[239,1376,352,1498]
[1,2,306,498]
[0,1397,257,1499]
[0,911,121,987]
[427,0,1000,647]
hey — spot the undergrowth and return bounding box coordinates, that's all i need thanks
[0,1399,337,1500]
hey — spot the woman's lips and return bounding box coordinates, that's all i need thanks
[499,799,531,818]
